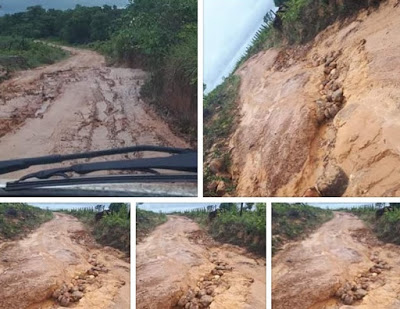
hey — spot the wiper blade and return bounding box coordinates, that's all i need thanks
[4,174,197,192]
[16,152,197,182]
[0,145,190,175]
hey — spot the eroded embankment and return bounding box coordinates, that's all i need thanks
[272,212,400,309]
[0,213,130,309]
[136,216,266,309]
[220,0,400,196]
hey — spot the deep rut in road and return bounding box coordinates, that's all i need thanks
[0,45,190,179]
[136,216,266,309]
[272,212,400,309]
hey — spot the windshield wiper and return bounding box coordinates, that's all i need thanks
[0,145,190,175]
[0,145,197,192]
[17,152,197,181]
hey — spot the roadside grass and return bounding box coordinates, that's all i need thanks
[0,203,53,239]
[272,203,333,255]
[177,203,266,256]
[136,207,167,242]
[63,204,130,255]
[343,204,400,245]
[0,36,68,76]
[203,75,241,196]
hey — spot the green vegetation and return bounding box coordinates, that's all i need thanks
[0,2,197,134]
[180,203,266,256]
[136,207,167,241]
[272,203,333,255]
[0,203,53,239]
[0,5,123,44]
[113,0,198,133]
[203,75,241,196]
[65,203,130,255]
[0,36,67,78]
[344,203,400,245]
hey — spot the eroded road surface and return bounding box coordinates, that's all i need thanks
[0,45,189,179]
[0,213,130,309]
[136,216,266,309]
[272,212,400,309]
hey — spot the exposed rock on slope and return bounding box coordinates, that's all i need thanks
[224,0,400,196]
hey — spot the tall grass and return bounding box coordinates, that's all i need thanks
[344,204,400,245]
[64,204,130,255]
[272,203,333,254]
[0,36,68,74]
[136,207,167,241]
[0,203,53,239]
[178,203,266,256]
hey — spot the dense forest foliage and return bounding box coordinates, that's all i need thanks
[0,203,53,239]
[0,0,197,135]
[180,203,266,256]
[65,203,130,255]
[272,203,333,254]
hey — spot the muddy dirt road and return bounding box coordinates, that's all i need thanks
[0,213,130,309]
[272,212,400,309]
[0,45,189,179]
[136,216,266,309]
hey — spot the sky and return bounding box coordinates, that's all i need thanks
[138,203,220,213]
[204,0,276,93]
[0,0,129,16]
[307,203,381,209]
[29,202,111,210]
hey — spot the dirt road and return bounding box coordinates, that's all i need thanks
[0,213,130,309]
[0,45,189,179]
[272,212,400,309]
[136,216,266,309]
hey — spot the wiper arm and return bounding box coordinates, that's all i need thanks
[0,145,190,175]
[16,152,197,182]
[4,174,197,192]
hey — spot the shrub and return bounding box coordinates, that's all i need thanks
[0,203,53,239]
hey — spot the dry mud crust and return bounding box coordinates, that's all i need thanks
[0,213,130,309]
[136,216,266,309]
[226,0,400,196]
[272,212,400,309]
[0,45,190,182]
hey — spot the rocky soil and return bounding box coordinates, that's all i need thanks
[206,0,400,196]
[0,213,130,309]
[136,216,266,309]
[272,212,400,309]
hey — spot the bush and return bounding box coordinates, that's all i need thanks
[0,36,67,73]
[65,204,130,255]
[345,204,400,245]
[0,203,53,239]
[179,203,266,256]
[136,208,167,241]
[272,203,333,254]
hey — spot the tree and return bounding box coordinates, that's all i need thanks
[109,203,127,213]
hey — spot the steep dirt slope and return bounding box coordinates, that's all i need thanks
[0,45,189,180]
[228,0,400,196]
[272,212,400,309]
[0,213,130,309]
[136,216,266,309]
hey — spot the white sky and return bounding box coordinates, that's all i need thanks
[138,203,219,213]
[204,0,276,92]
[308,203,379,209]
[30,203,111,210]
